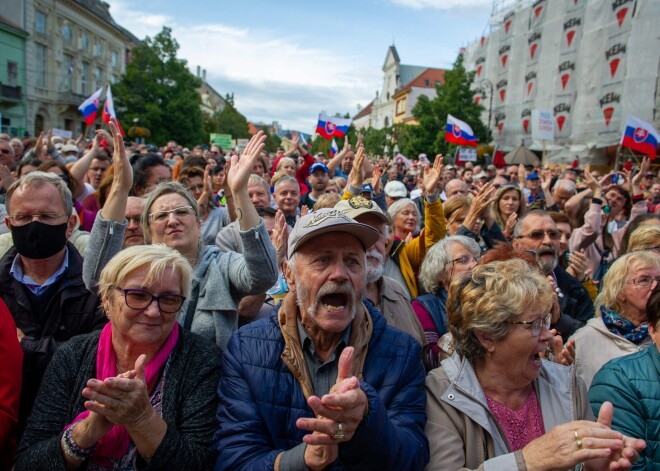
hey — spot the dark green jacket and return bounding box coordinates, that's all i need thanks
[589,345,660,470]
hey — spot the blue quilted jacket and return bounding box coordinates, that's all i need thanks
[589,345,660,470]
[213,297,429,470]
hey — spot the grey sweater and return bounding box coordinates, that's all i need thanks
[15,329,221,470]
[83,213,278,351]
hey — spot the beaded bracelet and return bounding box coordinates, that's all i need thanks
[61,425,96,460]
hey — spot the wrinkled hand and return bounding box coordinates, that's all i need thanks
[304,440,338,471]
[271,209,288,266]
[504,212,518,238]
[108,118,131,193]
[554,337,575,366]
[464,183,497,231]
[296,348,367,445]
[584,402,646,471]
[347,145,365,188]
[82,354,154,428]
[521,416,628,471]
[371,164,383,193]
[0,165,16,191]
[227,131,267,194]
[566,250,588,282]
[422,155,444,195]
[541,168,553,192]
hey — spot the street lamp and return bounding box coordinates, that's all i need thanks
[480,79,494,141]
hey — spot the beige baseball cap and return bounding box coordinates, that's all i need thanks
[335,196,390,224]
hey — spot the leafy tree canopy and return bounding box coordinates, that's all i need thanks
[114,27,206,147]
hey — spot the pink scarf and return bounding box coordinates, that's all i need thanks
[67,322,180,459]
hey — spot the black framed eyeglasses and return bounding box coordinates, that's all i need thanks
[507,313,552,337]
[116,288,186,314]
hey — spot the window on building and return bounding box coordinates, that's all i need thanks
[95,40,103,56]
[7,62,18,87]
[35,11,47,34]
[94,67,102,89]
[112,74,119,84]
[81,61,89,94]
[36,44,47,88]
[63,24,72,43]
[424,79,430,86]
[80,31,88,51]
[111,51,118,68]
[64,55,74,90]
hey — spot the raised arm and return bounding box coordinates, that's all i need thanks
[326,136,350,177]
[227,132,267,231]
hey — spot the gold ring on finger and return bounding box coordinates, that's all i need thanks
[332,422,345,440]
[574,431,583,449]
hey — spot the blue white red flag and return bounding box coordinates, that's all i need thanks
[299,131,312,149]
[621,116,659,159]
[330,139,339,157]
[78,87,103,127]
[316,113,352,140]
[445,114,478,147]
[102,86,124,136]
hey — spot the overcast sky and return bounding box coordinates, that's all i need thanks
[109,0,493,133]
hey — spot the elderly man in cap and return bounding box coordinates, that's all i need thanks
[214,208,429,470]
[336,196,426,346]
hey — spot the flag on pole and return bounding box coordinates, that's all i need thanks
[330,139,339,157]
[78,87,103,127]
[298,131,312,149]
[101,86,124,136]
[445,114,478,147]
[315,113,352,140]
[620,115,659,159]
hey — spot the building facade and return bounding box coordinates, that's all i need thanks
[0,12,29,136]
[354,45,445,130]
[463,0,660,164]
[2,0,136,137]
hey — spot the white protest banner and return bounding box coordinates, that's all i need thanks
[458,147,477,162]
[52,128,73,139]
[531,109,554,142]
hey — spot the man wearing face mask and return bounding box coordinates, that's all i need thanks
[0,172,105,437]
[336,196,426,346]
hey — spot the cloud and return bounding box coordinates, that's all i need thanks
[390,0,491,9]
[109,2,379,131]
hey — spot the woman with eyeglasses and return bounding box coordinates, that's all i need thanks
[83,121,277,351]
[16,244,220,469]
[412,236,480,369]
[589,284,660,469]
[425,258,646,471]
[568,251,660,389]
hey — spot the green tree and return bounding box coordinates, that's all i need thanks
[408,53,487,158]
[114,27,205,147]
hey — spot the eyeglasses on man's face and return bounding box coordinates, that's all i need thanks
[116,288,186,313]
[507,313,552,337]
[516,230,561,241]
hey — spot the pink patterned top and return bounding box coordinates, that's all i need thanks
[486,388,545,452]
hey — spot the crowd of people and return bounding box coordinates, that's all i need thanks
[0,122,659,470]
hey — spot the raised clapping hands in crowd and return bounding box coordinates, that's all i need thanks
[296,347,368,470]
[422,155,444,196]
[521,401,645,471]
[464,182,498,233]
[271,209,288,270]
[347,144,366,189]
[371,163,383,194]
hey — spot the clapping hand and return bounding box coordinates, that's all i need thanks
[422,155,444,195]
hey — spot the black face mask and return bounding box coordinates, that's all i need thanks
[10,221,69,259]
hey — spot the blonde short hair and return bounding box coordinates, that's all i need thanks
[446,258,553,362]
[98,244,193,311]
[597,251,660,314]
[313,193,341,210]
[627,226,660,253]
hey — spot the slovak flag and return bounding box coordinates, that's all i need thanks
[329,138,339,157]
[102,85,124,136]
[620,116,659,159]
[316,113,352,140]
[78,87,103,127]
[299,131,312,149]
[445,114,478,147]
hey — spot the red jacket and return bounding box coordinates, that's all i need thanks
[0,297,22,469]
